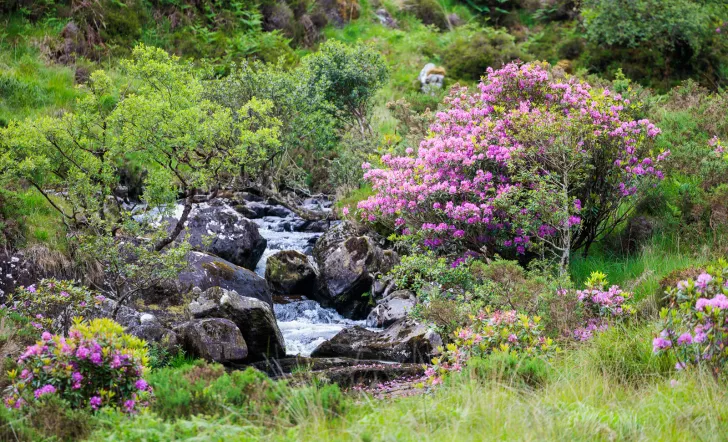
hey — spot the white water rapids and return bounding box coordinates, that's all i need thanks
[252,215,368,357]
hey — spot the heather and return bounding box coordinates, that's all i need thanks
[0,1,728,441]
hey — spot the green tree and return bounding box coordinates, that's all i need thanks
[302,40,388,137]
[0,44,281,312]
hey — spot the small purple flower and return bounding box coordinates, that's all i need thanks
[27,285,36,293]
[677,333,692,346]
[675,362,686,371]
[89,396,102,410]
[124,399,136,413]
[135,379,149,391]
[90,352,103,365]
[41,332,52,341]
[34,384,56,399]
[76,346,90,359]
[652,337,672,353]
[72,372,83,383]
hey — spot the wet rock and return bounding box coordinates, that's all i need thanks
[311,318,441,363]
[313,223,399,318]
[172,200,267,270]
[367,290,416,328]
[189,287,285,360]
[265,250,317,296]
[175,318,248,363]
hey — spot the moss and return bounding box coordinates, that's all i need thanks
[202,261,237,281]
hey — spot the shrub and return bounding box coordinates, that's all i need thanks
[442,25,522,81]
[572,271,634,341]
[6,279,104,335]
[428,309,557,384]
[302,40,388,137]
[387,251,477,301]
[4,318,151,413]
[358,62,667,272]
[654,259,728,377]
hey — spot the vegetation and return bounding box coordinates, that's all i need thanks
[1,0,728,440]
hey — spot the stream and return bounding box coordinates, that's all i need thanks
[252,211,368,357]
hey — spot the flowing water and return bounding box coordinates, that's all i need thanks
[253,211,368,357]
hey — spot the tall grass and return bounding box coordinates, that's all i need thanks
[569,233,716,302]
[90,325,728,441]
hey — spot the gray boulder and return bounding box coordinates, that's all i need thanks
[173,252,273,306]
[366,290,416,328]
[172,199,267,270]
[313,223,399,319]
[189,287,285,360]
[265,250,317,296]
[311,318,441,363]
[175,318,248,363]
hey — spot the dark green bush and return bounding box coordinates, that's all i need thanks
[442,25,523,81]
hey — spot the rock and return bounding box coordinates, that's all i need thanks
[0,246,75,303]
[127,323,179,352]
[312,221,360,265]
[248,356,425,388]
[313,223,399,318]
[311,318,441,363]
[375,8,398,28]
[367,290,416,328]
[172,199,267,270]
[189,287,285,360]
[418,63,445,94]
[265,250,317,296]
[266,205,294,218]
[175,318,248,364]
[234,205,260,219]
[90,298,143,329]
[174,252,274,307]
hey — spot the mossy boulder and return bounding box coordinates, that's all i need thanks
[167,252,273,307]
[265,250,317,296]
[175,318,248,364]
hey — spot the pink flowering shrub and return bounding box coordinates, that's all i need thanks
[5,279,104,334]
[654,260,728,377]
[572,271,633,341]
[358,61,667,268]
[4,318,152,413]
[428,309,557,384]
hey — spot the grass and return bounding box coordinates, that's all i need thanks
[569,232,717,302]
[80,324,728,441]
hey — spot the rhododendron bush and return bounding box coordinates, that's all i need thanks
[654,260,728,377]
[572,271,633,341]
[4,319,152,413]
[358,61,668,270]
[428,309,557,384]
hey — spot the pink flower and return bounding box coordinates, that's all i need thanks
[41,332,52,341]
[89,396,102,410]
[677,333,692,345]
[34,384,56,399]
[652,337,671,352]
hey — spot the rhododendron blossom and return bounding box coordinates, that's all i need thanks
[655,260,728,376]
[358,62,666,269]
